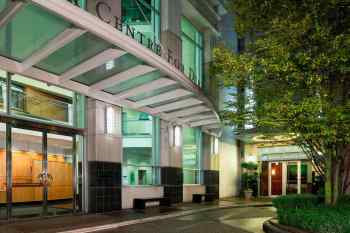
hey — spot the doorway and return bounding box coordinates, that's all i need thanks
[270,162,282,196]
[0,121,81,219]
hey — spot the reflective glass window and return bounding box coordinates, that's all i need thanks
[181,18,203,87]
[122,0,160,43]
[183,127,201,184]
[122,109,159,185]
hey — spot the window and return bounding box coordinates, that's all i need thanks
[183,127,202,184]
[122,0,160,44]
[181,17,203,87]
[10,74,74,125]
[122,109,159,185]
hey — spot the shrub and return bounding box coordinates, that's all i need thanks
[272,194,323,209]
[273,194,350,233]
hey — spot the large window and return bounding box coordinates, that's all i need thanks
[181,17,203,87]
[0,70,85,128]
[122,109,159,185]
[183,127,202,184]
[122,0,160,44]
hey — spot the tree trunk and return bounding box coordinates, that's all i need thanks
[325,156,342,205]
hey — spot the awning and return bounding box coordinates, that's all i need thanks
[0,0,221,133]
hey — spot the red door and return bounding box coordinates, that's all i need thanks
[271,163,282,195]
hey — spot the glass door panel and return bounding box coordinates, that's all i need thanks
[47,133,74,215]
[301,162,311,193]
[0,123,6,219]
[11,128,43,218]
[286,162,298,194]
[271,162,282,195]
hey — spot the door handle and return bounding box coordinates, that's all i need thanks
[38,172,53,186]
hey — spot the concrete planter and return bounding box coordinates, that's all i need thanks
[244,190,253,201]
[263,219,313,233]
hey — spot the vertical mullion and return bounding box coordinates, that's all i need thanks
[42,131,48,216]
[6,123,11,220]
[72,135,77,213]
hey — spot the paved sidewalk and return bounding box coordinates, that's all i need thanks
[0,198,272,233]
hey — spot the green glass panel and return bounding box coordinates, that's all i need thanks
[104,70,161,94]
[72,54,142,86]
[181,18,198,42]
[0,0,7,12]
[37,33,112,75]
[0,4,71,61]
[183,127,200,170]
[128,84,181,102]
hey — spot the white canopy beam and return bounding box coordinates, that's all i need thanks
[203,124,222,129]
[190,119,219,127]
[134,89,192,108]
[0,1,24,28]
[114,78,176,100]
[152,98,202,114]
[180,113,216,123]
[21,28,86,72]
[60,48,126,83]
[89,65,156,92]
[170,106,211,119]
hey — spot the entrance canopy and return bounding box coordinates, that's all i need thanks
[0,0,221,133]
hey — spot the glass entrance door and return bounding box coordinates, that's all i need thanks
[0,123,6,219]
[46,133,74,216]
[11,127,44,218]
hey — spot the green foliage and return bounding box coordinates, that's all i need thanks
[273,195,350,233]
[213,0,350,202]
[241,162,258,170]
[273,194,323,209]
[241,162,258,193]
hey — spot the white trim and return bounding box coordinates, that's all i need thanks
[152,98,202,114]
[60,48,126,83]
[114,78,176,100]
[189,119,218,127]
[21,28,86,72]
[0,1,24,28]
[134,89,192,108]
[180,114,215,123]
[89,65,156,92]
[170,106,211,119]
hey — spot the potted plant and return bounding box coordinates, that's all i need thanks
[241,162,258,201]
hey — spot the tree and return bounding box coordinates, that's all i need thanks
[212,0,350,204]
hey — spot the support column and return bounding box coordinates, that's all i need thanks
[87,99,122,213]
[160,120,183,203]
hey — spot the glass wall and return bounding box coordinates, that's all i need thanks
[47,133,74,216]
[11,127,44,218]
[286,162,298,194]
[122,0,161,44]
[11,74,74,125]
[0,123,5,219]
[183,127,201,184]
[122,109,159,185]
[181,17,203,87]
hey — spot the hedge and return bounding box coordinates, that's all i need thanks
[273,194,350,233]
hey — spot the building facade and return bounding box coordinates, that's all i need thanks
[0,0,240,219]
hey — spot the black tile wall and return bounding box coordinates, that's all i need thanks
[203,170,219,199]
[88,161,122,213]
[161,167,183,204]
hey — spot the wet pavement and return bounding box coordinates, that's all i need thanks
[98,206,276,233]
[0,198,273,233]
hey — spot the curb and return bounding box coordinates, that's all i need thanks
[58,203,273,233]
[263,219,312,233]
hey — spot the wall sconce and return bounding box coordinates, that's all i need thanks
[174,126,181,147]
[272,168,276,176]
[213,137,219,154]
[106,106,117,135]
